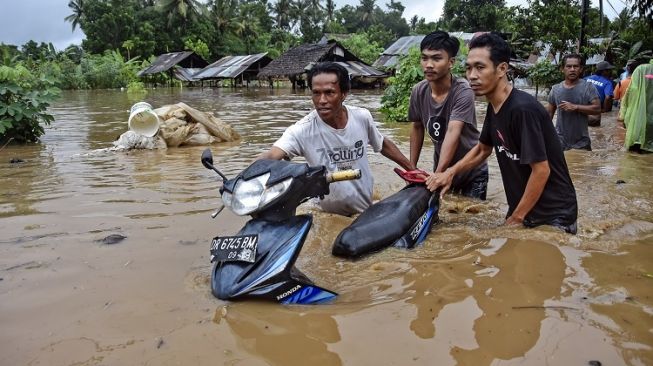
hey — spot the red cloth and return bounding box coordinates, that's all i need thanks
[394,168,429,184]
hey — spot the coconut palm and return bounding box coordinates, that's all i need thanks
[410,15,418,32]
[234,8,261,54]
[210,0,238,34]
[325,0,336,23]
[610,8,632,33]
[158,0,203,26]
[64,0,85,32]
[630,0,652,27]
[358,0,376,29]
[270,0,293,30]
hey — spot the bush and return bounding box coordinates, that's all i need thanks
[127,80,147,94]
[0,65,59,143]
[527,60,561,96]
[380,47,423,122]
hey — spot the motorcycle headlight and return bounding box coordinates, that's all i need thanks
[228,173,293,215]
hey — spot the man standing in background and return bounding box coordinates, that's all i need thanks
[547,54,600,150]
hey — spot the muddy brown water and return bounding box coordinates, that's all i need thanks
[1,88,651,366]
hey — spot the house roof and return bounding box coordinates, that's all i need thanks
[257,42,365,78]
[137,51,208,76]
[373,33,477,69]
[193,53,272,79]
[173,68,203,82]
[373,35,424,69]
[335,61,386,77]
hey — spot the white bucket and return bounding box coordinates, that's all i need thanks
[128,102,160,137]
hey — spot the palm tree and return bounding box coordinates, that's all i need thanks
[410,15,418,32]
[210,0,238,34]
[122,40,135,60]
[158,0,203,26]
[64,0,85,32]
[234,7,261,54]
[358,0,376,29]
[610,8,632,33]
[270,0,293,30]
[325,0,336,24]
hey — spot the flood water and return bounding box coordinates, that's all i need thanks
[1,87,651,366]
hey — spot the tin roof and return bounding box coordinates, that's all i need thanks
[335,61,386,77]
[138,51,208,76]
[373,36,423,69]
[373,33,476,69]
[194,53,272,79]
[173,68,203,82]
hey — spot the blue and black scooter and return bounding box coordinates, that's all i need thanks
[201,148,360,305]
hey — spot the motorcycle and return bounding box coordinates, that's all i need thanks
[200,148,360,304]
[331,168,440,258]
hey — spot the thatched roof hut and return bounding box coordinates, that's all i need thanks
[257,41,386,88]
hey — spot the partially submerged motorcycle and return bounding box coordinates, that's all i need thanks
[332,168,440,258]
[201,148,360,304]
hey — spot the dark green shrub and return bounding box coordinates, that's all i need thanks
[0,65,59,143]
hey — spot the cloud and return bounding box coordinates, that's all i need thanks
[402,0,445,22]
[0,0,85,50]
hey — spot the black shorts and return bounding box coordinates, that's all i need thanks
[452,170,488,200]
[524,218,578,234]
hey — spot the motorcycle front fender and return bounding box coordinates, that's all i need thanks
[211,215,337,304]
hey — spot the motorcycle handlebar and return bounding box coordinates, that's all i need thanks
[326,169,361,183]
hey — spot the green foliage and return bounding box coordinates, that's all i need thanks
[340,32,383,65]
[380,47,423,122]
[79,50,142,89]
[527,60,561,96]
[184,38,210,60]
[412,18,437,35]
[126,80,147,94]
[529,0,580,56]
[439,0,507,32]
[267,29,300,59]
[0,65,59,143]
[451,38,469,77]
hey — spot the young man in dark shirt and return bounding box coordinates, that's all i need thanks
[408,30,488,199]
[427,33,578,233]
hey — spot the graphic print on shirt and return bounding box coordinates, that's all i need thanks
[585,78,606,88]
[427,115,447,143]
[496,129,519,161]
[316,140,365,170]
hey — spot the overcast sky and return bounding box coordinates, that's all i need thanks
[0,0,626,51]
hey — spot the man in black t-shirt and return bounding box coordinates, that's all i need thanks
[427,33,578,233]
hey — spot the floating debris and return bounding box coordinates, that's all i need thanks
[96,234,127,245]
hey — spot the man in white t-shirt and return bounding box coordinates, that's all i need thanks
[260,62,414,216]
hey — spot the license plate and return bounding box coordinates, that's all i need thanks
[210,234,258,263]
